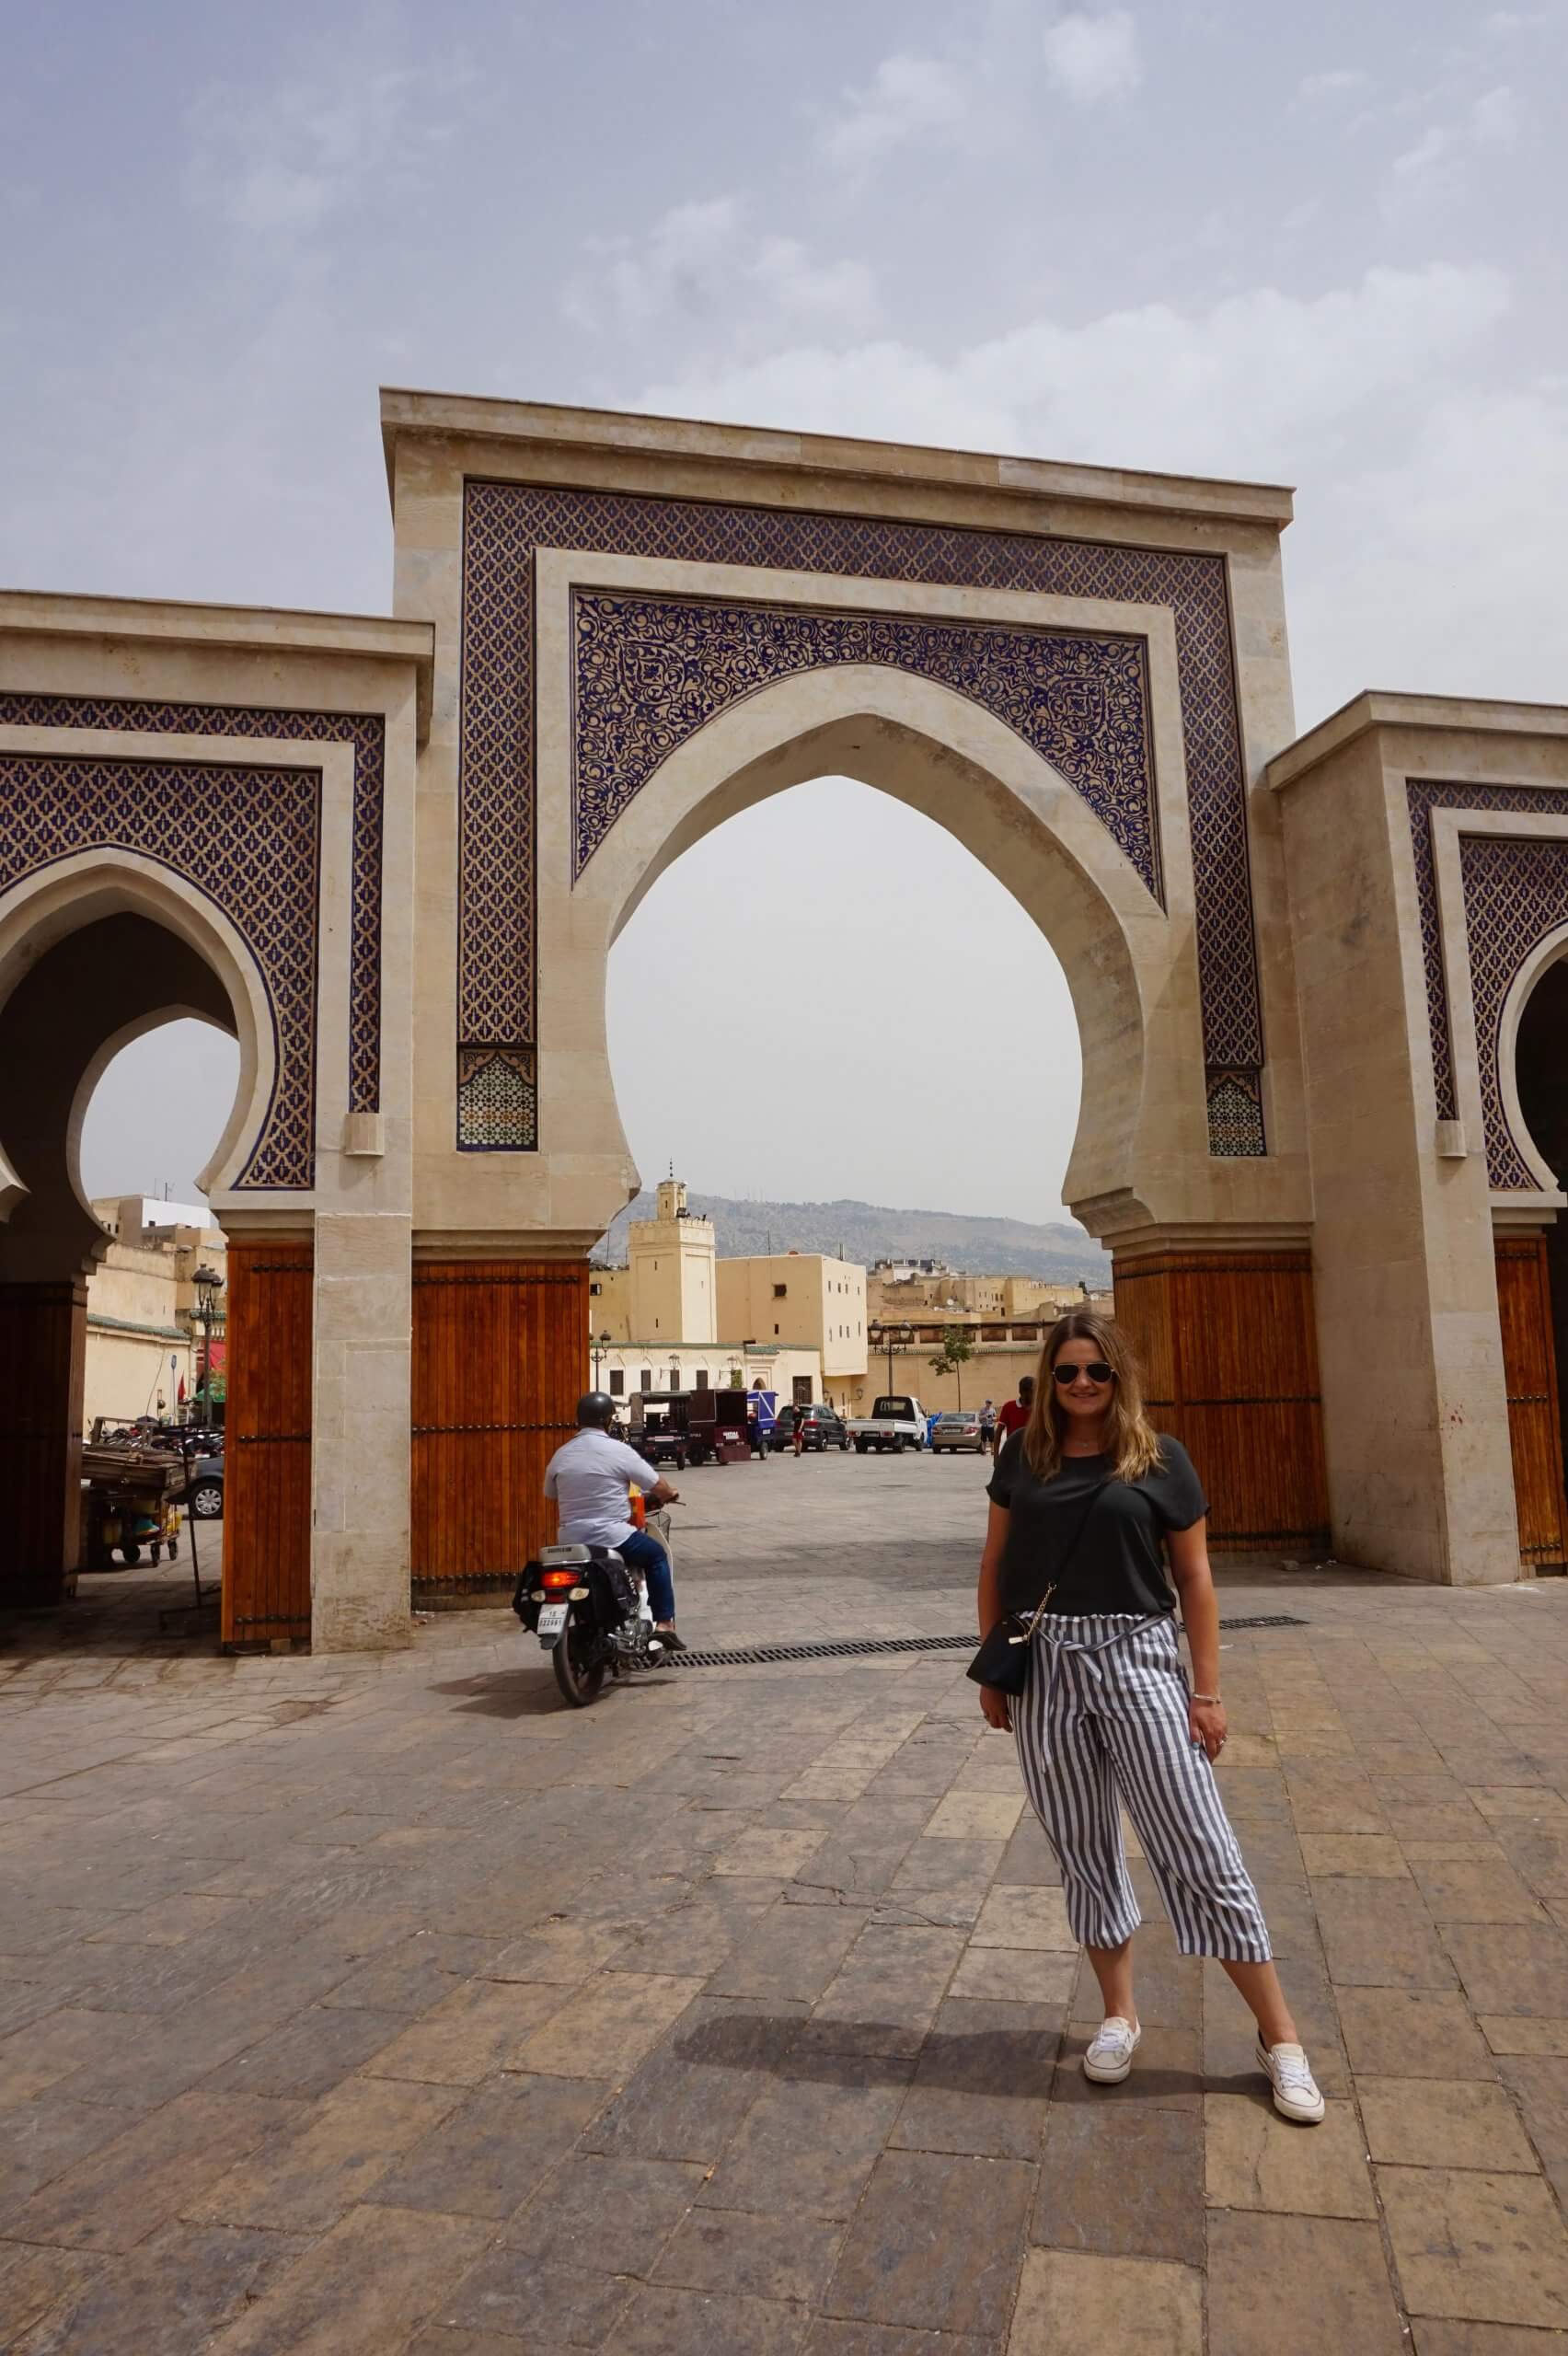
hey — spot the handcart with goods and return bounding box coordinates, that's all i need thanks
[81,1439,187,1568]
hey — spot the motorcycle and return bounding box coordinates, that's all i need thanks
[512,1533,670,1707]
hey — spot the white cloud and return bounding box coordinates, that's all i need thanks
[1041,10,1142,104]
[1387,82,1521,205]
[564,197,880,349]
[1296,66,1373,103]
[639,261,1510,486]
[1292,381,1568,717]
[185,34,476,238]
[633,256,1550,728]
[819,53,968,177]
[1470,85,1521,144]
[1391,123,1454,185]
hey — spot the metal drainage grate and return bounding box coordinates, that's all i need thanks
[1216,1614,1310,1633]
[664,1615,1308,1669]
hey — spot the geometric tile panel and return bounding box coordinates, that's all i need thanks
[1406,779,1568,1187]
[0,687,383,1115]
[0,750,320,1189]
[456,1044,537,1151]
[1205,1068,1268,1159]
[460,480,1265,1155]
[573,591,1162,896]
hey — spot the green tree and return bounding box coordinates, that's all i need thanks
[928,1325,976,1410]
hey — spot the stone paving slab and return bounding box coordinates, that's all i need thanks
[4,1451,1568,2350]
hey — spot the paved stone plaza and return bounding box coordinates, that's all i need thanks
[3,1454,1568,2352]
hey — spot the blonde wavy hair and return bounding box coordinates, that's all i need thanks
[1022,1310,1162,1485]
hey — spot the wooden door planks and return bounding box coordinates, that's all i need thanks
[1113,1249,1330,1553]
[221,1240,313,1647]
[0,1276,87,1601]
[1494,1234,1568,1572]
[410,1260,586,1598]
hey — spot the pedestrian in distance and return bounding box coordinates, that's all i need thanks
[980,1398,998,1459]
[792,1409,807,1458]
[996,1374,1032,1448]
[973,1311,1324,2123]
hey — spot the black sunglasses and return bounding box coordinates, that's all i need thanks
[1052,1360,1115,1386]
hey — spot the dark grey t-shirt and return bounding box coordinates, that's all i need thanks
[986,1433,1208,1617]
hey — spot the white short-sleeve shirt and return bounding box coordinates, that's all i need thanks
[543,1428,663,1546]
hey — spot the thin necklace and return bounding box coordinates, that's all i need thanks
[1061,1422,1110,1457]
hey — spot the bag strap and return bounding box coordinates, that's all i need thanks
[1042,1473,1113,1603]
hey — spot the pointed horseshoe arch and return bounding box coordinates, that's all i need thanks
[550,664,1210,1221]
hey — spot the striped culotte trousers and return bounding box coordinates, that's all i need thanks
[1013,1612,1271,1961]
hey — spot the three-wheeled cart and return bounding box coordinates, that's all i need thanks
[629,1392,691,1470]
[686,1387,754,1465]
[81,1442,186,1568]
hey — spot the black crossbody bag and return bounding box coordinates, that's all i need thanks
[966,1474,1113,1697]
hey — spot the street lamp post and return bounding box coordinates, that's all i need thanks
[592,1330,612,1385]
[877,1322,913,1393]
[191,1264,225,1426]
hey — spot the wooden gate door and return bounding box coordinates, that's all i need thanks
[221,1240,314,1647]
[1495,1235,1568,1573]
[1113,1249,1330,1553]
[411,1261,586,1600]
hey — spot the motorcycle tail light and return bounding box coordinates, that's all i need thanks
[540,1568,578,1589]
[570,1585,590,1600]
[530,1588,545,1601]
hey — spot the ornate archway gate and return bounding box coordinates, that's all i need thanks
[2,398,1563,1648]
[395,393,1331,1583]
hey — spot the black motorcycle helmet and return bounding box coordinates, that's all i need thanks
[575,1392,616,1428]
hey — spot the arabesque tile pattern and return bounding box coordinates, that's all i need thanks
[0,687,389,1139]
[3,1454,1567,2350]
[458,481,1266,1153]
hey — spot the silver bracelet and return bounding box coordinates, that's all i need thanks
[1190,1692,1221,1704]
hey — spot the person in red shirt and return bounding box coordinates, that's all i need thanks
[996,1375,1034,1448]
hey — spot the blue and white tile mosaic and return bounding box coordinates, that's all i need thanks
[0,689,383,1117]
[0,750,320,1189]
[1407,779,1568,1188]
[458,481,1264,1157]
[571,591,1161,896]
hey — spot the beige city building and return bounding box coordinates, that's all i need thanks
[4,393,1567,1651]
[866,1265,1096,1322]
[591,1177,718,1346]
[716,1250,867,1380]
[588,1178,849,1407]
[598,1341,822,1413]
[81,1199,228,1434]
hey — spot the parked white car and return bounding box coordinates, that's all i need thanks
[847,1395,929,1455]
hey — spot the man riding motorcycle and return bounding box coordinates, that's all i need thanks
[543,1392,685,1650]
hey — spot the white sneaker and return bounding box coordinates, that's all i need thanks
[1255,2038,1325,2123]
[1083,2015,1141,2084]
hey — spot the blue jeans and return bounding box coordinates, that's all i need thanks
[617,1528,675,1623]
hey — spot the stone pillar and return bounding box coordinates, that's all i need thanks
[311,1212,413,1653]
[1270,720,1519,1585]
[1113,1245,1329,1553]
[410,1257,586,1604]
[0,1276,87,1605]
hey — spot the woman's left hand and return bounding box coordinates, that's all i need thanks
[1190,1696,1228,1762]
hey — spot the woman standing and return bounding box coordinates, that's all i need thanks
[975,1311,1324,2123]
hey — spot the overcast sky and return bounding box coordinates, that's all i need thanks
[11,0,1563,1224]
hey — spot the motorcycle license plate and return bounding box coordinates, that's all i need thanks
[537,1603,568,1639]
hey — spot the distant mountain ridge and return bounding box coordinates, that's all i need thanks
[595,1190,1109,1282]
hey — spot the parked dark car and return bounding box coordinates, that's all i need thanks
[183,1449,225,1519]
[771,1404,850,1452]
